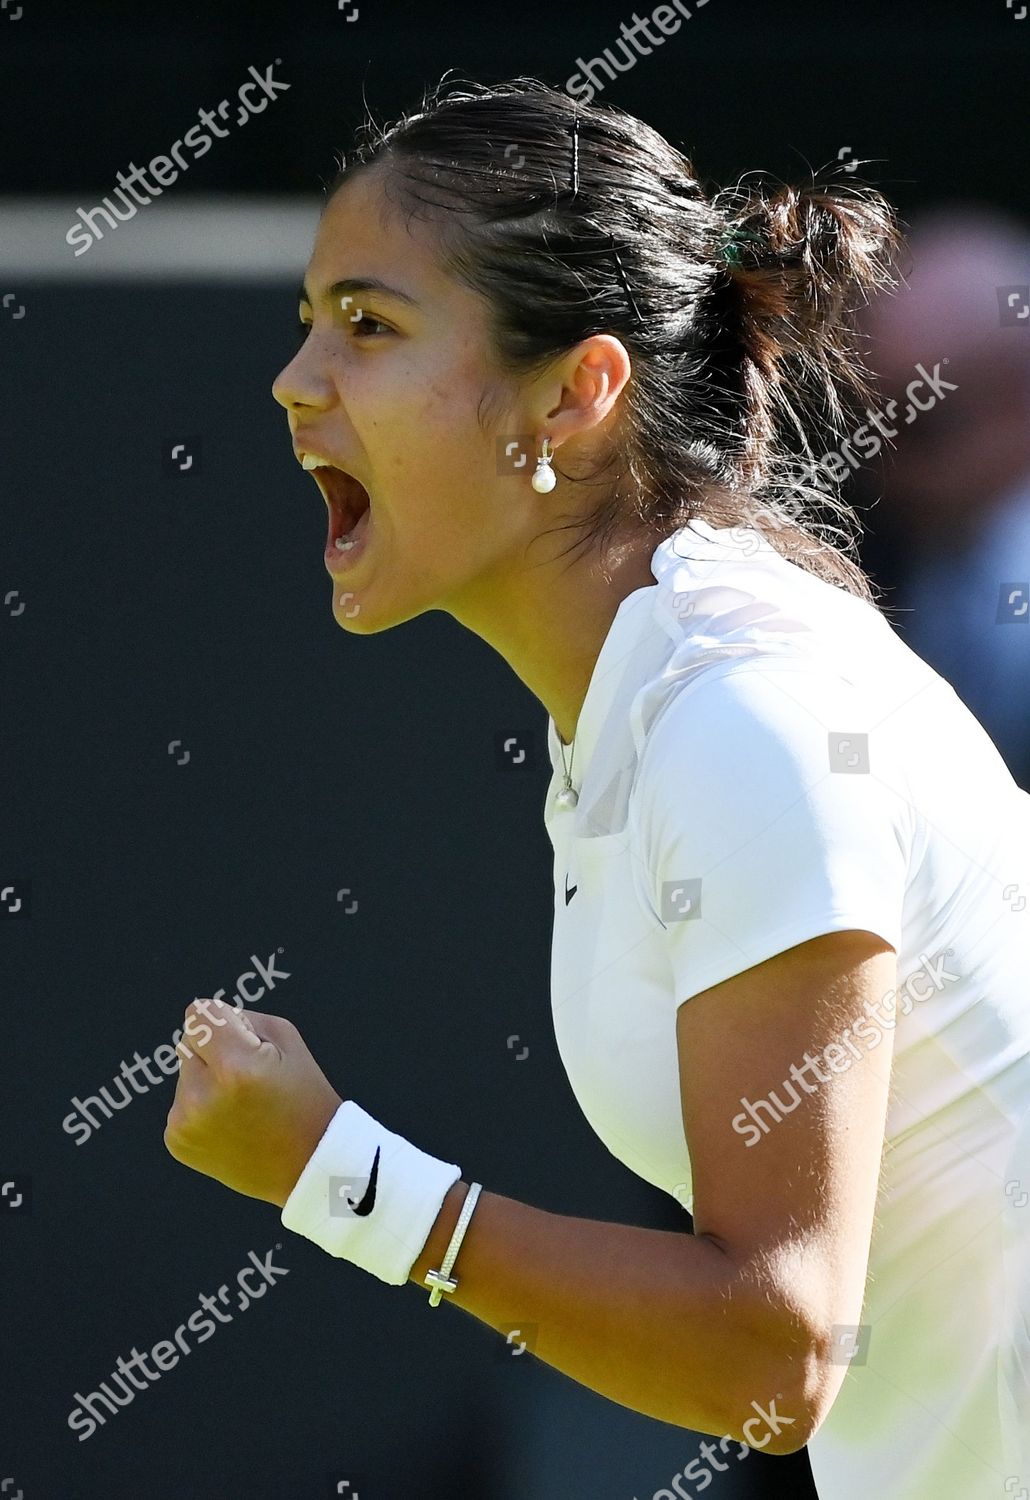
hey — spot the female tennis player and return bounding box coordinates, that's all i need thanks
[163,76,1030,1499]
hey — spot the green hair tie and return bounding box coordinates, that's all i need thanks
[719,230,764,266]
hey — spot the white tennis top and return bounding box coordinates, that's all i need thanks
[544,519,1030,1499]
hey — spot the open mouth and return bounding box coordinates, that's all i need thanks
[312,465,372,548]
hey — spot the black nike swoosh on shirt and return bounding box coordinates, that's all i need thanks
[346,1144,381,1216]
[565,875,577,905]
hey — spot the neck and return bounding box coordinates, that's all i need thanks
[446,525,661,745]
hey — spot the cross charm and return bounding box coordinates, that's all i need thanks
[423,1268,458,1306]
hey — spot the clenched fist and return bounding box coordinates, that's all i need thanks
[164,996,343,1208]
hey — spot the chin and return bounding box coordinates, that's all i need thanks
[331,594,379,632]
[330,590,423,635]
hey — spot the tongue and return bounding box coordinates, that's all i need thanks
[324,468,371,532]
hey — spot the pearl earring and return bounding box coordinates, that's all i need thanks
[531,436,556,493]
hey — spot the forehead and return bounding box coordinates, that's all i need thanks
[304,167,454,309]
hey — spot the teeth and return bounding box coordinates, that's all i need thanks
[301,453,327,471]
[334,536,357,551]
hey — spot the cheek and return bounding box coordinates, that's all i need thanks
[366,347,503,539]
[392,373,485,486]
[413,357,483,429]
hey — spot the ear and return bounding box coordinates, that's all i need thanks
[530,333,633,451]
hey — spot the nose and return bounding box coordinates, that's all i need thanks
[271,341,333,414]
[271,354,321,412]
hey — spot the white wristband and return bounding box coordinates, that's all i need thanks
[280,1099,462,1287]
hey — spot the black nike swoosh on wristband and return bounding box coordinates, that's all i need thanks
[565,875,577,905]
[346,1144,381,1216]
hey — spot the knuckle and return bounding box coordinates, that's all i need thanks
[214,1060,256,1096]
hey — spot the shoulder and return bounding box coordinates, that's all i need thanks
[636,657,898,808]
[630,660,913,999]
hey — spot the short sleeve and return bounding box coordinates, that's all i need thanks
[632,663,911,1007]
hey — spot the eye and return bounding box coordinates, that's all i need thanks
[293,314,392,348]
[337,311,393,338]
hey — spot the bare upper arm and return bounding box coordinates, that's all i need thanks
[676,928,897,1447]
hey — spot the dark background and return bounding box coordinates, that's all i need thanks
[1,2,1026,1497]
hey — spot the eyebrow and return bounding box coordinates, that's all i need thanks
[298,277,420,309]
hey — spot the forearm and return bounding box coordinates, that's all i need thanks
[408,1179,803,1441]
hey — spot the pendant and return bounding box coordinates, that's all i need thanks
[556,786,579,810]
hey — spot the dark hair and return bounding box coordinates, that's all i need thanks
[328,73,905,605]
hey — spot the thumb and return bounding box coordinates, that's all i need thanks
[233,1009,263,1045]
[201,997,268,1059]
[233,1009,316,1069]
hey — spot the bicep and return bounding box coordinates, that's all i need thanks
[676,927,897,1425]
